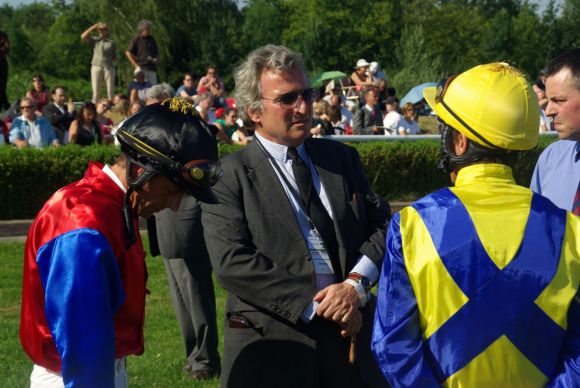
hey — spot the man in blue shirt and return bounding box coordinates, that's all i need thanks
[531,48,580,214]
[175,73,196,103]
[10,97,59,148]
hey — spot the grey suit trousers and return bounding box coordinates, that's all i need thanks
[155,196,220,373]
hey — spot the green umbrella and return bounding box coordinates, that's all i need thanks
[310,71,348,88]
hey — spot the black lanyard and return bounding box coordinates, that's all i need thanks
[254,136,324,241]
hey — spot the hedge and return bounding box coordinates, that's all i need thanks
[0,137,556,220]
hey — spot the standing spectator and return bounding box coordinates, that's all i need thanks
[0,30,9,111]
[126,20,158,85]
[20,101,220,387]
[42,86,76,144]
[352,87,382,134]
[68,102,103,146]
[128,69,151,105]
[531,48,580,213]
[201,44,390,388]
[397,102,421,135]
[81,22,117,103]
[175,73,197,102]
[9,97,58,148]
[382,96,401,135]
[197,66,225,106]
[26,74,49,114]
[96,98,113,144]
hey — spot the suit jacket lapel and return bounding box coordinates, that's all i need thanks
[305,140,348,271]
[244,141,308,249]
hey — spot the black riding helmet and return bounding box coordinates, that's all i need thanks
[116,97,222,245]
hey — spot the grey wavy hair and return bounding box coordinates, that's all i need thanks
[146,83,174,102]
[234,44,306,129]
[138,19,153,31]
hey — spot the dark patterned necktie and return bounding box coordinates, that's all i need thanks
[287,147,342,279]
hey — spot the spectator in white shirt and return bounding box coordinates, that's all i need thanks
[398,102,421,135]
[383,96,401,135]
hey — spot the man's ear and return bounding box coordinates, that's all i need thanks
[247,108,262,126]
[453,131,469,156]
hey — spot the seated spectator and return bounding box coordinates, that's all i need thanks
[106,94,130,126]
[130,100,143,115]
[197,66,225,106]
[145,83,174,106]
[175,73,197,102]
[95,98,113,144]
[9,97,59,148]
[353,87,382,135]
[25,74,49,114]
[311,98,332,136]
[329,94,353,129]
[42,86,76,144]
[351,59,374,87]
[128,69,151,104]
[214,107,248,145]
[397,102,421,135]
[382,96,401,135]
[327,104,344,134]
[195,92,216,123]
[68,102,103,145]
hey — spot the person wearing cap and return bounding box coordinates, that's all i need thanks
[531,48,580,214]
[19,98,221,387]
[351,59,374,87]
[81,22,117,103]
[202,44,390,388]
[125,20,158,85]
[372,62,580,387]
[382,96,400,135]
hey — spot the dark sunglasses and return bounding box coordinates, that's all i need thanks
[262,88,318,108]
[20,105,33,109]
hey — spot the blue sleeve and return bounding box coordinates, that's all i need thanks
[371,212,439,388]
[9,118,24,144]
[36,228,126,388]
[548,291,580,387]
[530,156,542,193]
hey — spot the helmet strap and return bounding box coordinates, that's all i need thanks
[438,124,518,174]
[122,155,158,248]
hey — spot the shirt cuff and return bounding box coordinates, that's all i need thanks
[301,301,318,322]
[350,255,379,285]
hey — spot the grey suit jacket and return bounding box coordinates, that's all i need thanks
[352,105,383,135]
[202,138,390,387]
[155,195,208,259]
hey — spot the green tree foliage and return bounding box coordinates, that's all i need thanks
[1,0,579,104]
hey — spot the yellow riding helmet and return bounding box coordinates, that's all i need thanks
[423,62,539,151]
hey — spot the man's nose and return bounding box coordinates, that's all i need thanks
[545,100,556,117]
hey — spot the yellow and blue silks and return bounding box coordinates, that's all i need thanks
[372,163,580,388]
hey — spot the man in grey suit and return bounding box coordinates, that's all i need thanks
[202,44,391,388]
[352,87,383,135]
[155,196,220,380]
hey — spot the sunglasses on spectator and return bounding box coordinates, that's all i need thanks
[261,88,318,108]
[32,79,43,82]
[21,105,33,109]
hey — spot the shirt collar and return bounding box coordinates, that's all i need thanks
[455,163,516,187]
[102,164,126,193]
[575,141,580,162]
[254,131,306,163]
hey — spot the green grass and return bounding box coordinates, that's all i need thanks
[0,237,225,387]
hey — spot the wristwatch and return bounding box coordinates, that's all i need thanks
[347,272,372,292]
[345,272,372,307]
